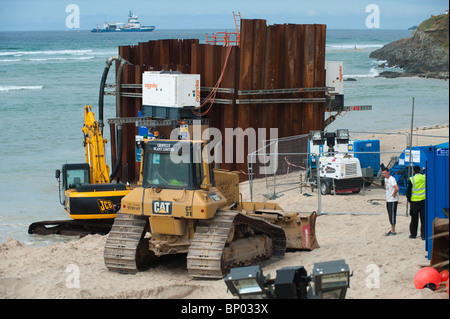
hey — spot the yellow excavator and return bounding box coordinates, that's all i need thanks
[104,136,319,278]
[28,105,130,236]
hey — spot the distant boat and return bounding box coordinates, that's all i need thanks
[91,11,155,33]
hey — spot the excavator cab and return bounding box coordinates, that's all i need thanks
[55,162,128,219]
[56,163,90,192]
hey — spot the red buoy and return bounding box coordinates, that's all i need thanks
[440,270,449,282]
[414,267,441,291]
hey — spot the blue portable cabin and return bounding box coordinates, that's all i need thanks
[390,141,449,259]
[425,142,449,260]
[389,145,435,195]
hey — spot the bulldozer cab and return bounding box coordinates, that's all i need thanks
[141,140,212,191]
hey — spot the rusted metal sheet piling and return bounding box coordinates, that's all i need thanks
[110,19,326,184]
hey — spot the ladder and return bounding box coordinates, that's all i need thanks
[233,11,241,33]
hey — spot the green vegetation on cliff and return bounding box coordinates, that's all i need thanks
[370,14,449,79]
[416,14,449,48]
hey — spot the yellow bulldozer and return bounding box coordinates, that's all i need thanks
[104,137,319,279]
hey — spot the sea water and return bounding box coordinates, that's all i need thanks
[0,29,448,245]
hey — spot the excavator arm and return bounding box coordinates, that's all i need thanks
[82,105,110,184]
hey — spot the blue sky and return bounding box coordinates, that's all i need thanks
[0,0,448,31]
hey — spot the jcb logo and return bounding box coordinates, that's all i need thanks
[97,199,114,213]
[152,201,172,215]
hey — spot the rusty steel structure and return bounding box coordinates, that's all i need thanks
[108,19,327,184]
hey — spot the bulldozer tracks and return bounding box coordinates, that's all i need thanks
[104,212,148,273]
[105,210,286,278]
[187,210,286,279]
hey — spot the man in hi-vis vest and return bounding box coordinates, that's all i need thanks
[407,165,426,239]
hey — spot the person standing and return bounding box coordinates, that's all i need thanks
[382,167,399,236]
[407,165,426,239]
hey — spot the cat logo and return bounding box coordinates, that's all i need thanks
[152,201,172,215]
[97,199,114,213]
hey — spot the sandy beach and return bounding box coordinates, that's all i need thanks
[0,126,448,299]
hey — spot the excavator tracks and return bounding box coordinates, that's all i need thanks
[28,219,114,237]
[104,212,148,274]
[187,210,286,279]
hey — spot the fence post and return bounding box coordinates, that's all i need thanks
[315,154,323,215]
[248,152,253,202]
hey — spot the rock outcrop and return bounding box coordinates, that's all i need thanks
[370,14,449,79]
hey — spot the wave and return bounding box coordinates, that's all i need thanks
[0,49,93,57]
[1,56,95,63]
[27,56,95,62]
[345,67,380,78]
[327,44,384,51]
[0,58,21,63]
[0,85,43,92]
[0,48,116,64]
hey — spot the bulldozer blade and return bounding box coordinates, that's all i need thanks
[241,203,319,251]
[274,211,319,251]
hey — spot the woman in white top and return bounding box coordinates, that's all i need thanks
[382,167,399,236]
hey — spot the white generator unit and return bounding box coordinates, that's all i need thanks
[308,129,363,195]
[318,154,363,195]
[142,71,200,108]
